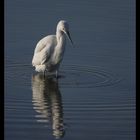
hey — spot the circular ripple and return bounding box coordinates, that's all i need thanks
[59,65,121,88]
[5,62,121,88]
[5,62,33,88]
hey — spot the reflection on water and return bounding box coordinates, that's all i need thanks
[31,73,65,139]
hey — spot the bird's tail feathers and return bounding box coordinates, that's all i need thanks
[35,65,46,72]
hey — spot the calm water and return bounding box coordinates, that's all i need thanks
[5,0,135,140]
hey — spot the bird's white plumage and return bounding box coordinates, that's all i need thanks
[32,35,56,66]
[32,20,73,76]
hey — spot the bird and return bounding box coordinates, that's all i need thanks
[32,20,74,78]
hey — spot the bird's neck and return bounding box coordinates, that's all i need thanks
[56,30,66,47]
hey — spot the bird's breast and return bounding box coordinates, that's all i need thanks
[53,45,65,63]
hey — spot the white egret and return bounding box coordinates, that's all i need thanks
[32,20,74,78]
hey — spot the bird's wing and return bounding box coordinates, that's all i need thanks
[34,38,48,54]
[32,35,56,66]
[32,43,53,66]
[40,43,53,65]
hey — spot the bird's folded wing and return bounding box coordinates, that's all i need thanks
[41,45,52,64]
[32,43,53,66]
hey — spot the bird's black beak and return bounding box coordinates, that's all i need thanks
[66,31,74,47]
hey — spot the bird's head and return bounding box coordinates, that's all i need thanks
[57,20,74,46]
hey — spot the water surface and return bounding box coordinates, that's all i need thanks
[5,0,135,140]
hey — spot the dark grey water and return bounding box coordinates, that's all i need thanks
[5,0,135,140]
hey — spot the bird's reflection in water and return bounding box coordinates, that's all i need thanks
[31,73,65,139]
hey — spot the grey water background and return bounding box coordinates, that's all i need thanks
[5,0,135,140]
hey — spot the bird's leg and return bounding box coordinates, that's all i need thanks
[43,70,46,78]
[43,69,47,78]
[55,70,58,79]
